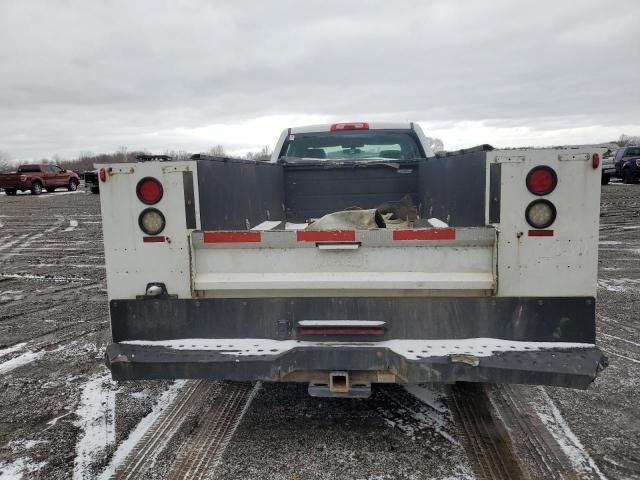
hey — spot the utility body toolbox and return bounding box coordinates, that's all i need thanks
[98,127,607,397]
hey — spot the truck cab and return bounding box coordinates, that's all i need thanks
[270,122,433,163]
[98,122,607,397]
[613,146,640,183]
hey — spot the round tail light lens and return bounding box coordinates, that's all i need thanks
[525,200,556,229]
[138,208,166,235]
[526,166,557,195]
[136,177,163,205]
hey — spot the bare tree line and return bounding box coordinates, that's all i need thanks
[616,134,640,147]
[0,145,274,172]
[1,133,638,172]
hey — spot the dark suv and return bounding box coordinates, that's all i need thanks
[614,146,640,184]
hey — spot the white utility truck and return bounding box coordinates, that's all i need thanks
[99,122,607,397]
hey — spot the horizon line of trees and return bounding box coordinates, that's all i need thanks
[0,145,273,172]
[2,133,639,172]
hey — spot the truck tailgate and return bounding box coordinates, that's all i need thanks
[191,227,496,297]
[0,174,22,187]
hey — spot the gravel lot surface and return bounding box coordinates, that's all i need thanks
[0,183,638,479]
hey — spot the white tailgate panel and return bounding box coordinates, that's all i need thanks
[193,230,496,297]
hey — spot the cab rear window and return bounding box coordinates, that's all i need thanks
[17,165,41,173]
[282,131,424,161]
[624,147,640,156]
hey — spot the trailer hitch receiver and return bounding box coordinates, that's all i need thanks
[330,371,349,393]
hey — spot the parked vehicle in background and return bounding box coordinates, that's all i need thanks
[0,164,80,195]
[601,149,617,184]
[613,146,640,184]
[84,171,100,193]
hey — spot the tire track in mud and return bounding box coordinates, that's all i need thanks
[166,382,258,480]
[486,385,580,480]
[107,381,257,480]
[368,384,460,445]
[0,217,66,261]
[448,383,526,480]
[0,314,108,375]
[0,279,104,322]
[108,380,211,480]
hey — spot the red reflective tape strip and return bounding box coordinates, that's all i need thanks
[393,228,456,241]
[203,231,262,243]
[299,328,385,335]
[528,229,554,237]
[143,236,165,243]
[296,230,356,242]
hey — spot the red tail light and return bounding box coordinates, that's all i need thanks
[526,166,557,195]
[136,177,163,205]
[99,168,106,182]
[592,153,600,169]
[330,122,369,131]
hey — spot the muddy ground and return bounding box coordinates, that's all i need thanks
[0,183,638,479]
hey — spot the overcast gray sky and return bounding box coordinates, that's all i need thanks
[1,0,639,161]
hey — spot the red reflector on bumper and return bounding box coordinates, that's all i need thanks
[393,228,456,240]
[528,229,554,237]
[203,231,262,243]
[296,230,356,242]
[299,328,385,335]
[143,236,166,243]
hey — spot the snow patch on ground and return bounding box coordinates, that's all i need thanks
[0,350,45,375]
[598,278,640,292]
[0,290,24,302]
[46,411,74,429]
[32,263,104,269]
[0,343,27,359]
[37,191,83,198]
[72,372,117,480]
[0,458,47,479]
[64,219,79,232]
[96,380,186,480]
[57,339,101,361]
[533,388,607,479]
[0,273,92,282]
[9,439,48,450]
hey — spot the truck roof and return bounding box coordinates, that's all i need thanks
[289,122,413,134]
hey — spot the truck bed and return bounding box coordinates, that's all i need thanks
[0,173,24,188]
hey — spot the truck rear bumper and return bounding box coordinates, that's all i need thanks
[106,339,607,389]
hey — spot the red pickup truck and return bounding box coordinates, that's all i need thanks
[0,164,79,195]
